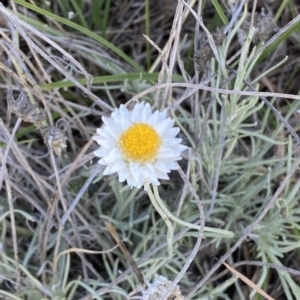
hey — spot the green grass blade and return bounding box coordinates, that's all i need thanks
[211,0,228,25]
[41,73,184,89]
[13,0,143,72]
[70,0,89,28]
[102,0,111,38]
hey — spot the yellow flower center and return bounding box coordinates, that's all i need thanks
[118,123,161,163]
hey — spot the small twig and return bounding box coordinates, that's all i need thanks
[250,0,258,29]
[208,260,300,284]
[105,221,144,285]
[162,1,184,107]
[223,261,274,300]
[143,34,171,108]
[129,82,300,104]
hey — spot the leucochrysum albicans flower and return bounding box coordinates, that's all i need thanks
[137,274,184,300]
[93,102,186,188]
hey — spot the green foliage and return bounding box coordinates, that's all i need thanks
[1,1,300,299]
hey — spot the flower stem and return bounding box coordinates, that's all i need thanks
[149,185,234,239]
[152,185,204,231]
[146,185,174,256]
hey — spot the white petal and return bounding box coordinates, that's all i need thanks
[157,148,182,159]
[94,148,108,158]
[103,165,115,175]
[114,117,132,131]
[154,160,170,172]
[102,116,114,126]
[119,104,130,116]
[126,175,134,187]
[177,144,187,152]
[104,126,122,140]
[129,162,141,182]
[145,162,156,173]
[163,138,182,147]
[96,128,110,139]
[94,139,114,149]
[135,178,145,188]
[166,127,180,137]
[140,165,151,178]
[154,119,174,135]
[99,157,109,165]
[96,128,106,135]
[131,102,144,122]
[157,109,167,122]
[149,177,160,185]
[126,175,142,188]
[165,160,178,169]
[147,110,159,125]
[141,103,152,122]
[151,180,160,186]
[119,168,131,182]
[104,148,123,163]
[156,169,170,180]
[105,161,127,174]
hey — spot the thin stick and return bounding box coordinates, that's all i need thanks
[223,261,274,300]
[105,221,144,285]
[250,0,258,29]
[209,260,300,283]
[129,82,300,104]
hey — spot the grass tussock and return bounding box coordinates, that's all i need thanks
[1,0,300,299]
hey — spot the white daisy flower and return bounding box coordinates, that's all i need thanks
[93,102,187,188]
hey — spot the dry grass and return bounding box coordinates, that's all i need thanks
[1,1,300,299]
